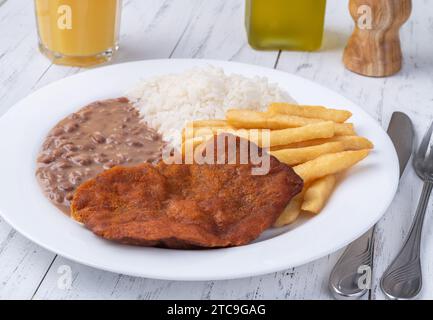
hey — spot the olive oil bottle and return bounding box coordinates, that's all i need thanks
[245,0,326,51]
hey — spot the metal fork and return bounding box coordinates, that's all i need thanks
[381,122,433,299]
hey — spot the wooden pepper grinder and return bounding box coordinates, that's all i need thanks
[343,0,411,77]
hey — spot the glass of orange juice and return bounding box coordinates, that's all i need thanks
[34,0,122,67]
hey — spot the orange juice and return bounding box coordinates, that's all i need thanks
[35,0,122,66]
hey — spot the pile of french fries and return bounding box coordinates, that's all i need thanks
[181,102,373,227]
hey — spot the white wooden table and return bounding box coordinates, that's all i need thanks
[1,0,433,300]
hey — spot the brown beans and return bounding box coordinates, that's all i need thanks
[36,169,54,182]
[142,132,157,140]
[51,128,64,136]
[103,144,115,151]
[68,171,82,185]
[63,143,79,152]
[65,193,74,201]
[64,122,79,133]
[36,98,165,214]
[50,192,64,204]
[70,155,92,166]
[38,153,56,164]
[91,132,106,144]
[54,138,68,148]
[82,143,95,151]
[52,160,72,170]
[94,153,108,164]
[131,127,143,135]
[103,162,116,170]
[115,153,125,161]
[106,134,121,145]
[129,141,144,147]
[58,182,74,191]
[146,155,161,163]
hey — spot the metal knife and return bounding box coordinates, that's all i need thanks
[329,112,414,300]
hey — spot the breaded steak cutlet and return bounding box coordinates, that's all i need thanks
[71,135,303,248]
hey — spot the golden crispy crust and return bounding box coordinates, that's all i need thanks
[71,135,303,248]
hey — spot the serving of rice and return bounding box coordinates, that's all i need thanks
[126,66,294,147]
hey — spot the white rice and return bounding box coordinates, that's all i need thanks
[126,66,295,147]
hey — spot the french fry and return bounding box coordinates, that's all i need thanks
[186,124,354,147]
[268,103,352,123]
[338,136,373,149]
[274,191,305,227]
[184,126,232,140]
[270,135,373,151]
[301,175,336,214]
[271,142,345,166]
[192,127,223,138]
[182,135,213,155]
[191,131,262,160]
[189,123,334,147]
[335,123,355,136]
[189,120,229,128]
[226,109,321,129]
[268,122,334,147]
[189,127,260,143]
[226,109,354,136]
[293,149,370,183]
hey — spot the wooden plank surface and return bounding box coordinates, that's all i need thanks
[1,0,432,299]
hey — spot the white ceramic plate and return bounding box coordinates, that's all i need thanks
[0,59,399,280]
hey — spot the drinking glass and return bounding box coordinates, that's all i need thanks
[34,0,122,67]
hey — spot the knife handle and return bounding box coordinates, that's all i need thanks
[329,228,374,299]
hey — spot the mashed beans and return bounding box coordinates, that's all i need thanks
[36,97,165,214]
